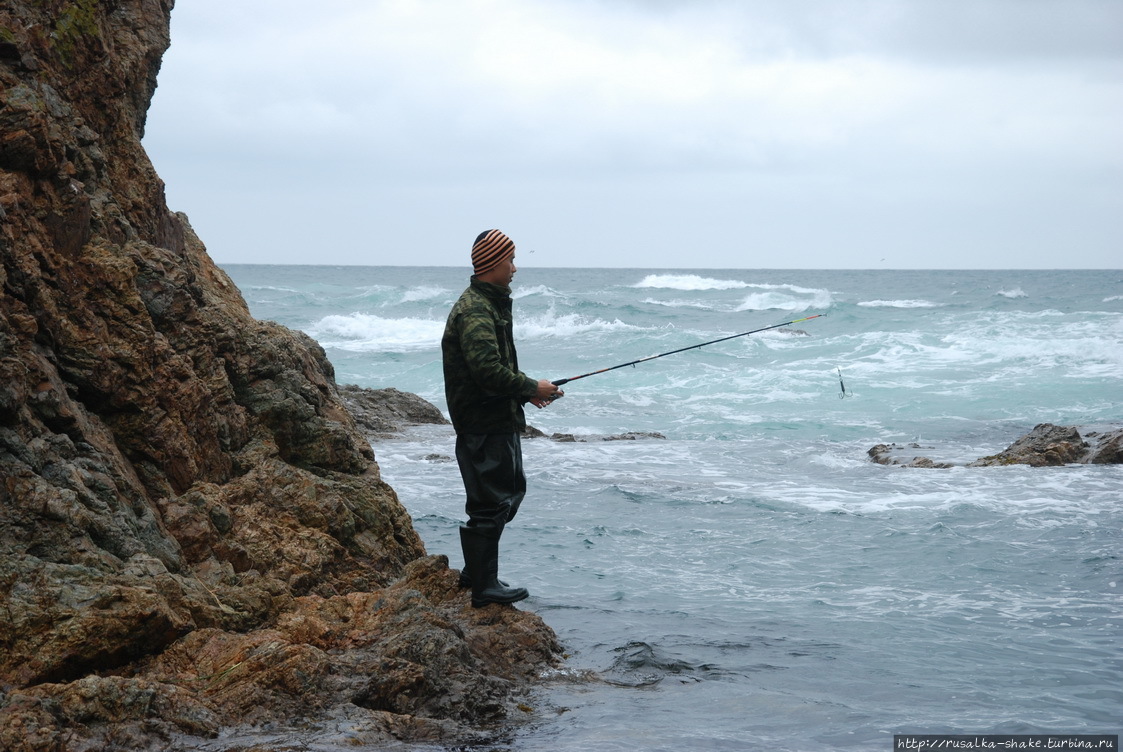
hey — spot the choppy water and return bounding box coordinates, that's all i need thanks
[225,265,1122,751]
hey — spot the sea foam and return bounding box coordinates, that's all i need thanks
[734,284,833,312]
[858,299,939,308]
[306,313,443,351]
[633,274,749,290]
[397,285,450,303]
[518,312,642,339]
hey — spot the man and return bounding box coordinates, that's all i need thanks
[442,229,562,608]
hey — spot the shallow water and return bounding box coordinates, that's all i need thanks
[226,266,1123,750]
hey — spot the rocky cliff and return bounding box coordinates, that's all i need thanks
[0,1,560,748]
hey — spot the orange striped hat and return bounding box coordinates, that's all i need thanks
[471,229,515,275]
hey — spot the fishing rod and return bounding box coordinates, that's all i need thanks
[550,314,824,389]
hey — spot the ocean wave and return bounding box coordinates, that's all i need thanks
[997,288,1028,299]
[1104,295,1123,303]
[306,309,648,352]
[941,327,1123,377]
[398,285,450,303]
[633,274,749,291]
[735,287,833,312]
[519,312,643,339]
[305,313,443,352]
[858,299,939,309]
[641,298,716,310]
[243,284,304,294]
[514,284,566,300]
[633,275,832,312]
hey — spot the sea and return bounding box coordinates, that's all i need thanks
[222,265,1122,752]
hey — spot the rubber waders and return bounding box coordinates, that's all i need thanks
[459,526,528,607]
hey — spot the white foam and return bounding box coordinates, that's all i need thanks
[513,284,565,299]
[518,312,642,339]
[631,276,832,312]
[633,274,749,291]
[730,286,832,313]
[244,285,303,294]
[997,288,1028,299]
[305,313,443,351]
[398,285,450,303]
[641,298,716,310]
[858,299,939,308]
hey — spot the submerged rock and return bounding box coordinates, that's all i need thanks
[867,444,953,468]
[0,2,560,748]
[548,431,668,443]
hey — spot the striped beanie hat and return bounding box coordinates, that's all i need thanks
[471,229,515,275]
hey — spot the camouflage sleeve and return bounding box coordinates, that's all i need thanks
[457,307,538,398]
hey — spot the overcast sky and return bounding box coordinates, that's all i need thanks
[142,0,1123,269]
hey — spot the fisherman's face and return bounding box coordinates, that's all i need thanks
[483,254,517,287]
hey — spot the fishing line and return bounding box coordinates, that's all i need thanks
[550,314,824,391]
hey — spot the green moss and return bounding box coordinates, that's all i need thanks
[51,0,100,68]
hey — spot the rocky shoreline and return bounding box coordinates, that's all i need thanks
[0,3,561,749]
[3,4,1117,749]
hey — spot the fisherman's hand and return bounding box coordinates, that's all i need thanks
[530,379,563,408]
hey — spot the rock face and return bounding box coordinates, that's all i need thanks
[0,2,560,749]
[869,424,1123,469]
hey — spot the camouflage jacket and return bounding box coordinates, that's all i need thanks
[442,278,538,434]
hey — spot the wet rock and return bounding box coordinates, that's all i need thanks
[969,423,1090,467]
[339,384,449,438]
[0,2,561,749]
[1086,429,1123,465]
[867,443,953,469]
[523,424,548,439]
[548,431,668,443]
[0,559,561,749]
[869,424,1123,469]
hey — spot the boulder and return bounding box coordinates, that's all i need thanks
[969,423,1090,467]
[339,384,449,438]
[868,424,1123,469]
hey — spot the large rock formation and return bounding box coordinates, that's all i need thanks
[868,424,1123,469]
[0,2,560,748]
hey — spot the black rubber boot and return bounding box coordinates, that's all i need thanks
[459,526,528,608]
[457,571,507,589]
